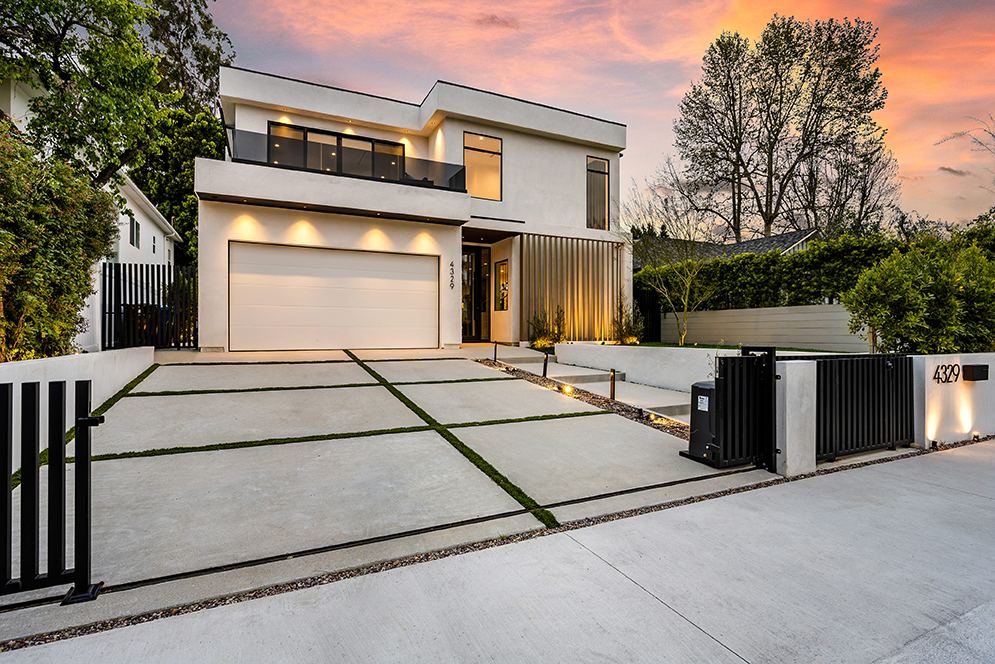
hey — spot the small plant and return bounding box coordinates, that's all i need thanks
[528,305,567,347]
[611,290,644,345]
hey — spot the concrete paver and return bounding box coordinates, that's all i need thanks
[84,430,535,585]
[154,349,350,364]
[136,362,374,392]
[354,345,545,362]
[369,359,504,383]
[6,443,995,663]
[396,378,601,425]
[455,414,712,507]
[84,385,425,455]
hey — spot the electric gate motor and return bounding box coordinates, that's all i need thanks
[686,380,719,464]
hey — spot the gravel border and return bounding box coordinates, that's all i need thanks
[1,380,987,652]
[474,358,691,440]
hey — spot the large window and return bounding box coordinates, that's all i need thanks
[267,122,404,181]
[464,132,502,200]
[587,157,609,230]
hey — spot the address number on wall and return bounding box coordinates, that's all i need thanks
[933,364,960,384]
[449,262,455,290]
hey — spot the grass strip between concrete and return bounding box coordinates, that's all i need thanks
[10,363,161,490]
[344,350,561,529]
[64,425,434,464]
[165,359,354,366]
[446,410,612,429]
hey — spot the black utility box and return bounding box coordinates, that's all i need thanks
[963,364,989,381]
[682,380,719,465]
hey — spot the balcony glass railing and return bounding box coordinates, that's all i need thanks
[230,128,466,193]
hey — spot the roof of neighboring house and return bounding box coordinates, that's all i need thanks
[719,228,820,257]
[120,175,182,242]
[633,228,820,271]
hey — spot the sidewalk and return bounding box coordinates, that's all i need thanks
[4,442,993,662]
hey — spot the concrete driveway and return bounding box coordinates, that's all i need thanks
[2,349,775,643]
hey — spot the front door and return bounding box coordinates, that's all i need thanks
[461,246,490,342]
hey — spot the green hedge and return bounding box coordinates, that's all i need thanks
[635,235,904,312]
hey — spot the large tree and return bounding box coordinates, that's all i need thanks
[674,15,891,238]
[0,0,174,187]
[129,108,226,264]
[0,120,117,361]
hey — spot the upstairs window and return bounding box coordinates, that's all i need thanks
[267,122,405,181]
[464,132,501,201]
[129,217,141,249]
[587,157,609,230]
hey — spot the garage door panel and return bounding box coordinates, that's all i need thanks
[229,243,439,351]
[230,287,438,313]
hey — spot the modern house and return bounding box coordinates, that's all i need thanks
[194,66,629,351]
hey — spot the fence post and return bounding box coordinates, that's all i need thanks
[2,384,11,590]
[20,383,40,587]
[48,381,67,580]
[63,380,104,605]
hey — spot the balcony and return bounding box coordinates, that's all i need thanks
[230,127,466,193]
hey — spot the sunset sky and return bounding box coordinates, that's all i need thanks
[211,0,995,230]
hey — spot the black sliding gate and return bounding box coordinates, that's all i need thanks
[780,353,915,461]
[3,381,104,603]
[101,262,197,350]
[708,349,914,469]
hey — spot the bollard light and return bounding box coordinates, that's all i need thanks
[974,432,980,442]
[563,385,573,394]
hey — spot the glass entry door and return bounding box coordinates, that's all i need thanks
[461,246,490,342]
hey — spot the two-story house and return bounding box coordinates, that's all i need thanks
[194,66,629,351]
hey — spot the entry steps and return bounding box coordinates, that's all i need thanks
[508,360,691,424]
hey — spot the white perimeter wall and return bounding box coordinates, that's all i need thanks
[0,347,154,469]
[198,201,462,350]
[658,304,869,353]
[914,353,995,447]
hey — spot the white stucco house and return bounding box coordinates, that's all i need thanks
[194,66,630,351]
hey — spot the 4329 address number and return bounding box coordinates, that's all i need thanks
[933,364,960,384]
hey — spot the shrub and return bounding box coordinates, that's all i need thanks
[528,306,566,348]
[841,243,995,353]
[0,121,117,361]
[611,291,644,344]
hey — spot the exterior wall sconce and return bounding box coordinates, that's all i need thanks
[963,365,989,381]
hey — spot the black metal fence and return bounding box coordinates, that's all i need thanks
[712,347,777,470]
[101,263,197,350]
[780,353,914,460]
[3,381,104,603]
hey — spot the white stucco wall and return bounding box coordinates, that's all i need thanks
[0,347,154,470]
[198,200,462,350]
[913,353,995,447]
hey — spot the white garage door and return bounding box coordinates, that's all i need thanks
[229,242,439,351]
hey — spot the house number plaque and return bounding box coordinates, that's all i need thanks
[933,364,960,384]
[449,261,455,290]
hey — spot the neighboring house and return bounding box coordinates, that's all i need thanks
[633,228,821,272]
[2,78,182,352]
[194,66,629,351]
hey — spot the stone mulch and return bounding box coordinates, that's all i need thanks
[475,358,691,440]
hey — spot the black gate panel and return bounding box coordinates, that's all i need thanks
[709,347,776,470]
[101,263,198,350]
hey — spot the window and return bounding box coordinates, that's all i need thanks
[129,217,141,249]
[464,132,501,200]
[495,260,509,311]
[267,122,406,182]
[152,236,156,254]
[587,157,609,230]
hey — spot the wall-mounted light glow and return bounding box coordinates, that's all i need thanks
[288,219,320,245]
[233,214,264,240]
[274,143,280,148]
[278,115,292,124]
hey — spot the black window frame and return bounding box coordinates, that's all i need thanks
[463,131,503,202]
[586,156,609,230]
[266,121,406,183]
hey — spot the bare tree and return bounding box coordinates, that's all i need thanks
[620,179,715,346]
[937,114,995,194]
[674,15,889,237]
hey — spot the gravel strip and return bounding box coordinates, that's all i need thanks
[474,358,690,440]
[0,426,986,651]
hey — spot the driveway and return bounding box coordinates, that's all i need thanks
[2,349,775,643]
